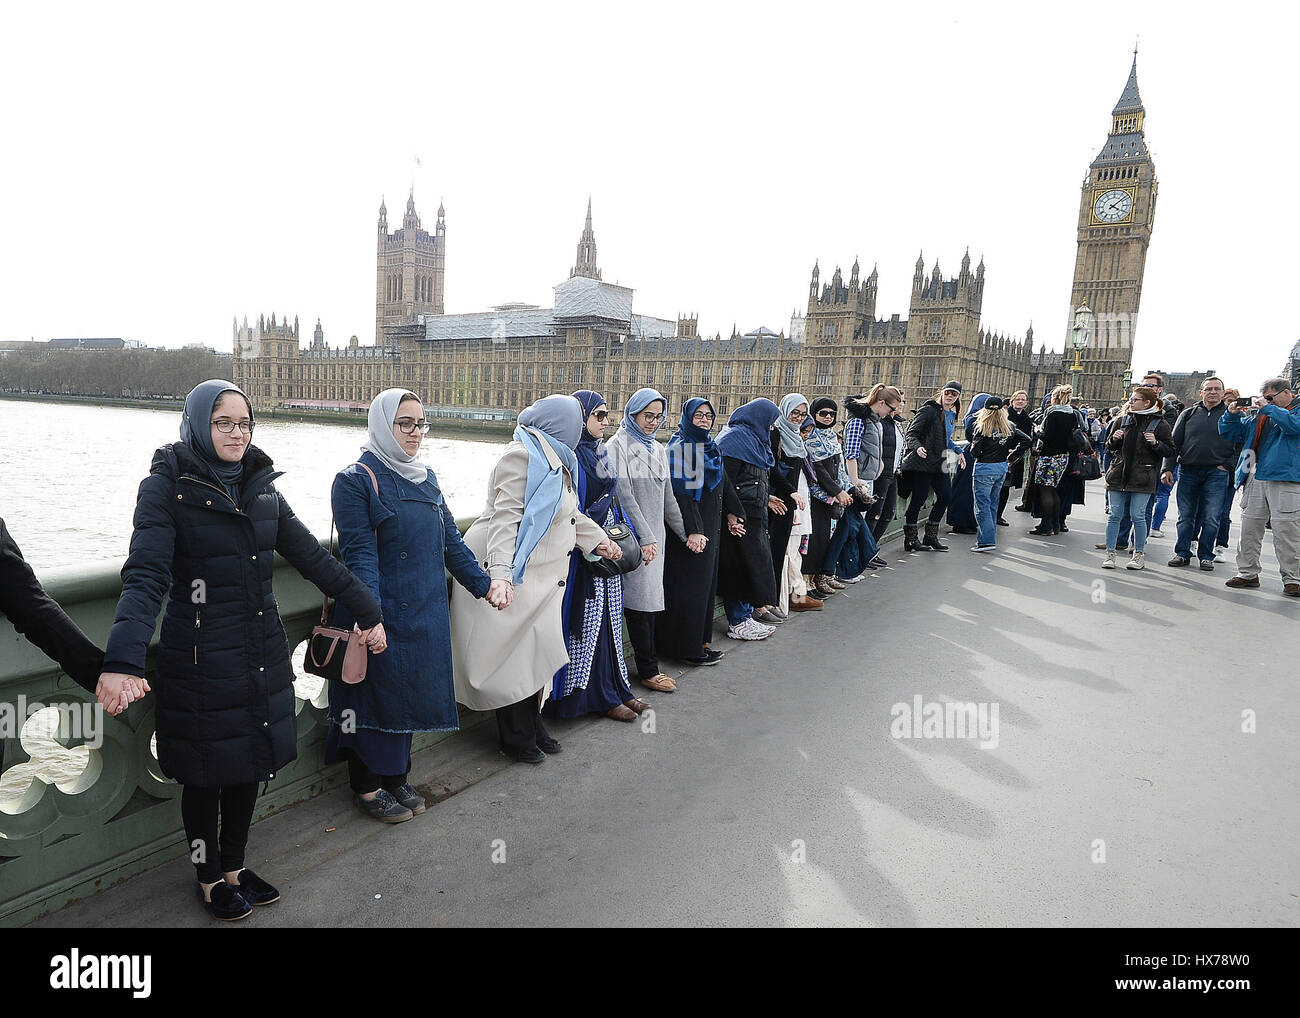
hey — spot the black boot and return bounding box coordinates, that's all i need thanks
[923,522,949,551]
[903,524,929,551]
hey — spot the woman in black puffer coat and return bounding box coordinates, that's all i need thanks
[99,380,383,921]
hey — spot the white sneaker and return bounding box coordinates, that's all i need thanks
[1214,548,1227,563]
[1150,529,1163,538]
[1126,551,1146,570]
[840,574,863,584]
[1101,550,1117,569]
[727,618,773,641]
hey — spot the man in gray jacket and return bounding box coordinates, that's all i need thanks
[1162,377,1235,569]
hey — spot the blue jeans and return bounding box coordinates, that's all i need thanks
[973,462,1008,546]
[1174,466,1229,562]
[1106,491,1153,552]
[821,505,854,575]
[1151,466,1177,529]
[724,600,752,627]
[1214,478,1237,548]
[1113,489,1156,549]
[832,505,880,578]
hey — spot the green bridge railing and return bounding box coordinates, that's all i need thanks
[1,511,904,927]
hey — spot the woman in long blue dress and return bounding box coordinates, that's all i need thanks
[545,390,649,722]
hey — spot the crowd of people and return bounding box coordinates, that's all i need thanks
[1,367,1296,921]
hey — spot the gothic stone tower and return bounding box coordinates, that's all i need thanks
[1067,52,1157,403]
[906,251,986,393]
[571,198,601,280]
[800,258,879,394]
[375,190,445,343]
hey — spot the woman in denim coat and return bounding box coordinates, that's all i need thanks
[327,389,498,823]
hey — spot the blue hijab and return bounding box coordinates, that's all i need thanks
[511,394,582,585]
[621,387,667,450]
[572,389,616,521]
[963,393,991,439]
[668,397,724,501]
[716,398,781,468]
[180,379,252,503]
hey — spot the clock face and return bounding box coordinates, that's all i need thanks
[1094,188,1133,223]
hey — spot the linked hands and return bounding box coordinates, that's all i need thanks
[486,579,513,610]
[685,533,707,554]
[95,672,151,716]
[594,538,623,561]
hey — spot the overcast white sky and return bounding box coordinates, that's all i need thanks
[2,1,1296,389]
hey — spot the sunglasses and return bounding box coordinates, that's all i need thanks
[592,410,609,421]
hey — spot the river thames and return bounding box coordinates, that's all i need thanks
[0,399,506,573]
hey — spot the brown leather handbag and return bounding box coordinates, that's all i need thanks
[304,461,380,685]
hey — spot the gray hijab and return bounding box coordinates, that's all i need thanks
[517,394,583,451]
[361,388,428,483]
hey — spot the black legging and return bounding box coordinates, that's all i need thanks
[870,475,899,540]
[1038,483,1062,530]
[180,782,259,884]
[624,608,660,679]
[997,486,1011,519]
[903,471,951,526]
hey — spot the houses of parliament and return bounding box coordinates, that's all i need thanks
[233,57,1155,418]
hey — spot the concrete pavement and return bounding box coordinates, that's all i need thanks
[33,484,1300,927]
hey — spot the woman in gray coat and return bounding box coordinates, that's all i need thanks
[606,388,687,694]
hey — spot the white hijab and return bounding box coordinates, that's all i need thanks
[360,388,428,483]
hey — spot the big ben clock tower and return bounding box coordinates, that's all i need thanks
[1067,51,1157,403]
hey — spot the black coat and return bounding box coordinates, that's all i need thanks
[901,399,950,474]
[0,516,103,693]
[103,443,382,788]
[1105,415,1177,493]
[718,456,777,608]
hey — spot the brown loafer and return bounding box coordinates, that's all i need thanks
[605,705,637,722]
[1225,575,1260,589]
[789,594,823,611]
[1284,583,1300,598]
[624,698,651,714]
[641,674,676,693]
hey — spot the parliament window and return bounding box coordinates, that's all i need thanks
[701,364,711,385]
[721,364,732,385]
[785,365,795,388]
[741,363,752,385]
[681,364,691,387]
[662,364,672,387]
[762,363,773,387]
[645,365,654,385]
[816,360,831,387]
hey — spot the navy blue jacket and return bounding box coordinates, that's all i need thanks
[328,452,490,734]
[103,443,382,788]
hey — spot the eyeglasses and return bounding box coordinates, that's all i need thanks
[789,409,809,421]
[886,403,901,411]
[212,420,254,434]
[395,419,431,434]
[592,410,609,421]
[816,410,835,417]
[638,411,665,423]
[692,411,715,421]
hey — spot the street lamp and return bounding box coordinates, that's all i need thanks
[1071,303,1093,399]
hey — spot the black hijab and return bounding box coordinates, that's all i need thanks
[180,379,253,503]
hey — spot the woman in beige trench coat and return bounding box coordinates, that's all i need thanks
[451,395,623,764]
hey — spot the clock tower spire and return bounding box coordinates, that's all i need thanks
[1064,52,1158,403]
